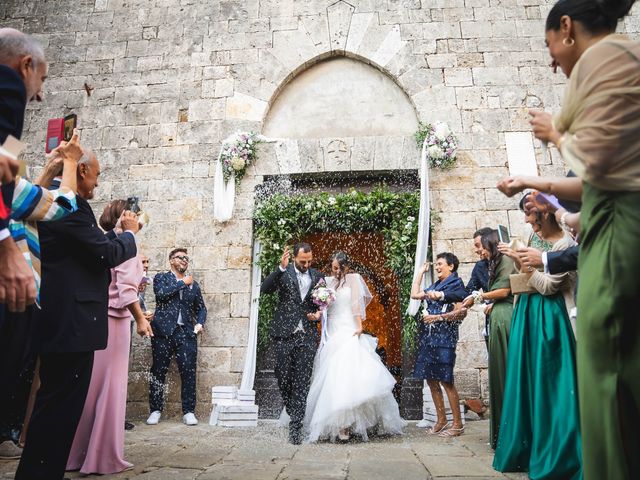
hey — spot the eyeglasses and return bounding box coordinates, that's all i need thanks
[172,255,189,262]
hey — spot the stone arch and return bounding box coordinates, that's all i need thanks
[262,53,420,139]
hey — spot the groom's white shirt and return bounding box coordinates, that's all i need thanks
[279,264,311,333]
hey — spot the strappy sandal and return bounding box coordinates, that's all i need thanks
[438,425,464,437]
[426,422,449,435]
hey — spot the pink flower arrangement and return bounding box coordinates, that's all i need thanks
[311,278,335,310]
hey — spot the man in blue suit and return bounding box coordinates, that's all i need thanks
[147,248,207,426]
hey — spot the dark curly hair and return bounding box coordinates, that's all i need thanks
[331,251,350,289]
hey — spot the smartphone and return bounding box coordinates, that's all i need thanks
[497,224,510,244]
[534,191,562,211]
[125,196,141,214]
[63,114,77,142]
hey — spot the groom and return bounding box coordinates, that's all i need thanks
[261,242,323,444]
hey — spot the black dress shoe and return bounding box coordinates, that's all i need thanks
[289,426,302,445]
[124,421,135,430]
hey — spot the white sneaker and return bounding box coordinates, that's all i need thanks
[183,412,198,426]
[146,410,161,425]
[0,440,23,459]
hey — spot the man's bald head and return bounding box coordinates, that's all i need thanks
[0,28,47,102]
[77,149,101,200]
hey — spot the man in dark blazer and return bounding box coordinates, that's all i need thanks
[261,242,323,444]
[15,151,139,480]
[147,248,207,427]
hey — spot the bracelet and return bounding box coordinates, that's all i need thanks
[560,211,575,234]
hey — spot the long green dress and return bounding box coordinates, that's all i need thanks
[487,255,515,449]
[577,184,640,478]
[493,244,582,478]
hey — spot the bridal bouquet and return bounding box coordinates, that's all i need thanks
[311,278,335,310]
[219,131,260,185]
[414,121,458,169]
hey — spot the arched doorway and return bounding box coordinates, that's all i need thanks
[253,53,423,419]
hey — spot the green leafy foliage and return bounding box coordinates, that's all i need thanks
[253,187,436,352]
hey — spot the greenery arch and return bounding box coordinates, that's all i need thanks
[253,187,435,353]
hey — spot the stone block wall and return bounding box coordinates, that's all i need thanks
[3,0,638,416]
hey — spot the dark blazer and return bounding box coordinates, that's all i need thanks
[547,245,579,275]
[151,271,207,338]
[35,197,137,353]
[261,264,323,339]
[0,64,27,231]
[465,259,489,295]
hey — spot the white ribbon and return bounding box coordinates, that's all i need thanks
[213,150,236,223]
[407,138,431,316]
[240,240,262,391]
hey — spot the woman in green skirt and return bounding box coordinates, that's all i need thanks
[494,200,581,479]
[463,230,515,449]
[527,1,640,477]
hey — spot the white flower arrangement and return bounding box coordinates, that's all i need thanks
[414,121,458,169]
[219,131,260,184]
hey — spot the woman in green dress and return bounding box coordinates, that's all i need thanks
[493,200,581,479]
[527,1,640,477]
[463,230,515,449]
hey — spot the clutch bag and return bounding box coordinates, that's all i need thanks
[509,273,536,295]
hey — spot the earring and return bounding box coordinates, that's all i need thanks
[562,37,575,46]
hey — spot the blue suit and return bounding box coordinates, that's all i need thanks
[149,271,207,415]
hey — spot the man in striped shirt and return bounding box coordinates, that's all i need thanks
[0,28,83,460]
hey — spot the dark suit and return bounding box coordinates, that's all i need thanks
[16,197,136,480]
[465,259,489,295]
[0,64,27,322]
[149,271,207,415]
[547,245,579,275]
[0,64,27,443]
[261,265,323,440]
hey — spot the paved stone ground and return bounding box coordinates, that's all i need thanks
[1,419,528,479]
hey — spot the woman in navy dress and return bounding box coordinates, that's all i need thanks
[411,253,468,437]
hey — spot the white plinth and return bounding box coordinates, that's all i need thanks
[209,386,259,427]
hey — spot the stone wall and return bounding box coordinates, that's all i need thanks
[3,0,638,417]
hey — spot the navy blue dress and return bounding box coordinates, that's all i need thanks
[413,273,467,383]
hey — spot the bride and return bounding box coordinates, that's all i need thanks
[303,251,406,442]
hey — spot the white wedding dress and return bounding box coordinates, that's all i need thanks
[303,274,406,442]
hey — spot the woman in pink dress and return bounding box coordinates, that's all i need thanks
[66,199,153,474]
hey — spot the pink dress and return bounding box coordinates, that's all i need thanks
[66,255,143,474]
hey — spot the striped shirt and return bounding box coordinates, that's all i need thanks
[9,176,78,304]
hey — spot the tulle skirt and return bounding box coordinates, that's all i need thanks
[303,324,406,442]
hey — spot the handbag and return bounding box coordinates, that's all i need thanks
[509,273,536,295]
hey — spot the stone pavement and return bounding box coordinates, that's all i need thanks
[0,419,528,480]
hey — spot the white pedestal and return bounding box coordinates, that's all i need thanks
[209,386,259,427]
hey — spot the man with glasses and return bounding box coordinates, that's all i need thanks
[146,248,206,426]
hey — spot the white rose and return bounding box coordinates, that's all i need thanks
[230,155,245,171]
[434,122,451,141]
[427,145,445,159]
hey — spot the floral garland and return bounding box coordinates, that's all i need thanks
[219,131,260,184]
[414,121,458,169]
[253,188,437,353]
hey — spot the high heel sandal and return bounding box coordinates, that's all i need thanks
[426,422,449,435]
[438,425,464,437]
[338,428,350,441]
